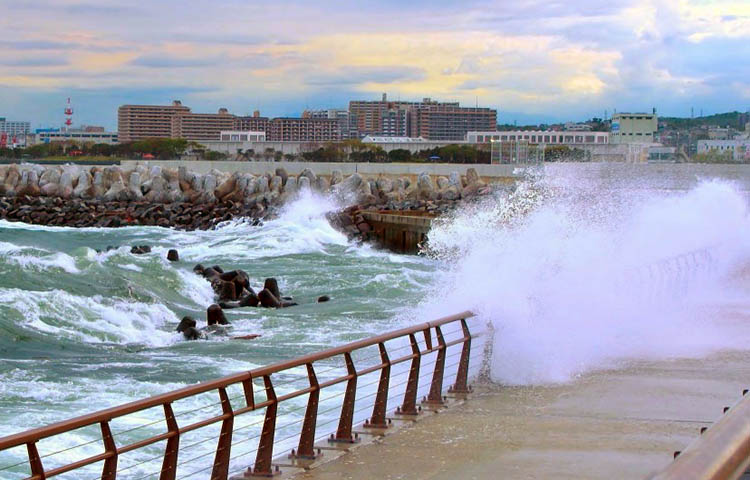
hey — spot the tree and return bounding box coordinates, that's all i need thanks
[388,148,412,162]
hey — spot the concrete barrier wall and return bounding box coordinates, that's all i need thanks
[119,160,526,182]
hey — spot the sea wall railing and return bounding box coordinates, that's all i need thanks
[0,311,482,479]
[652,389,750,480]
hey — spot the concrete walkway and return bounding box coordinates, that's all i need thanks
[295,350,750,480]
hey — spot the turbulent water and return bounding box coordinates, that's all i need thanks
[1,163,749,478]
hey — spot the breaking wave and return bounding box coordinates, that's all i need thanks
[422,177,750,384]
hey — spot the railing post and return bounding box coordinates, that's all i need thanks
[161,403,179,480]
[26,441,45,480]
[100,421,117,480]
[424,326,446,406]
[397,333,422,416]
[292,363,321,459]
[449,318,473,394]
[251,376,279,477]
[329,352,359,443]
[365,343,391,429]
[242,376,255,410]
[211,387,234,480]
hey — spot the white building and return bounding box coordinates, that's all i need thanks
[29,130,119,145]
[0,118,31,136]
[610,113,658,144]
[697,139,750,161]
[219,131,266,142]
[466,130,609,145]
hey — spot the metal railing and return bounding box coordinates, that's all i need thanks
[652,390,750,480]
[0,311,481,479]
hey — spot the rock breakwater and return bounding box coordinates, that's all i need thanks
[0,163,494,229]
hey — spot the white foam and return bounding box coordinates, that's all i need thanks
[420,179,750,385]
[10,251,81,274]
[0,288,178,346]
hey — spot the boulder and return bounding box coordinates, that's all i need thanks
[449,171,462,187]
[315,176,330,192]
[258,288,281,308]
[167,249,179,262]
[275,167,288,186]
[376,177,393,194]
[103,178,127,202]
[263,278,281,300]
[130,245,152,254]
[317,295,331,303]
[128,172,144,200]
[300,168,317,184]
[331,169,344,186]
[39,167,61,188]
[298,176,311,191]
[73,170,93,198]
[270,175,283,193]
[207,304,229,325]
[466,167,481,185]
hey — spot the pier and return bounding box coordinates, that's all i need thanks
[359,210,434,254]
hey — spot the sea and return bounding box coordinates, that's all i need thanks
[0,163,748,479]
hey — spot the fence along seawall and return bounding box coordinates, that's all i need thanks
[0,311,484,479]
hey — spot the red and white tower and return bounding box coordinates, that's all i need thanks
[64,97,73,130]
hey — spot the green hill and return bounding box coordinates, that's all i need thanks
[660,111,749,129]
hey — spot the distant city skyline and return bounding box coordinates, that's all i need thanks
[1,0,748,130]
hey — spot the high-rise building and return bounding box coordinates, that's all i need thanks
[117,101,191,142]
[0,117,31,136]
[348,94,496,141]
[305,109,358,139]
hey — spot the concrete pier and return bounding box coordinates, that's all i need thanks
[359,211,434,254]
[295,350,750,480]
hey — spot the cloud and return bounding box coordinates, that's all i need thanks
[130,55,222,69]
[0,0,748,127]
[0,56,69,67]
[305,66,427,86]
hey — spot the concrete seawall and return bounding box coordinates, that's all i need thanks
[120,160,525,183]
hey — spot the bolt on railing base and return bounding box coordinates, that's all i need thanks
[288,447,324,461]
[328,432,361,444]
[363,418,392,430]
[395,405,422,416]
[448,384,473,395]
[245,464,282,478]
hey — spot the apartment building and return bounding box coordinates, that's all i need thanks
[117,101,191,142]
[235,111,270,133]
[170,108,236,142]
[0,117,31,136]
[305,109,358,139]
[267,117,340,142]
[349,94,496,141]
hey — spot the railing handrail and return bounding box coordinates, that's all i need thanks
[0,310,474,452]
[651,392,750,480]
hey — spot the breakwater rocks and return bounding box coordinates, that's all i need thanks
[0,163,493,229]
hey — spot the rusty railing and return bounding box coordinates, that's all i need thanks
[0,311,482,479]
[652,390,750,480]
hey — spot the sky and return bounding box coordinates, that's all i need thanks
[0,0,749,130]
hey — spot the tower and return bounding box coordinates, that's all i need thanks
[64,97,73,130]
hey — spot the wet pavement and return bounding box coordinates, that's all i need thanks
[293,350,750,480]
